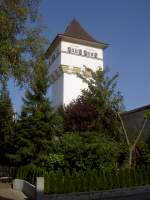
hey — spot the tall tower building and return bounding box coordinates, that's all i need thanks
[46,19,108,108]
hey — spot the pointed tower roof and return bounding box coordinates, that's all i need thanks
[63,19,98,43]
[46,19,108,58]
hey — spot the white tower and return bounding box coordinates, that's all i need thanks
[46,19,108,108]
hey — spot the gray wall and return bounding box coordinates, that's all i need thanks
[13,179,36,200]
[122,106,150,142]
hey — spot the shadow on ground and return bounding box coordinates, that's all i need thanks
[0,196,15,200]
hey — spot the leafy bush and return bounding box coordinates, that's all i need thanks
[16,164,46,184]
[54,133,120,171]
[59,69,124,139]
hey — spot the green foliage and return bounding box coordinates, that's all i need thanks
[144,110,150,119]
[52,133,120,171]
[136,142,150,166]
[16,164,150,193]
[9,56,62,166]
[42,153,65,171]
[84,134,120,169]
[0,82,15,165]
[0,0,129,172]
[60,68,124,139]
[16,164,46,184]
[0,0,54,166]
[0,0,47,84]
[57,133,85,170]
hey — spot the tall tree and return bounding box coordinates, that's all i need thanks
[9,56,62,166]
[60,68,123,139]
[0,81,14,165]
[0,0,47,84]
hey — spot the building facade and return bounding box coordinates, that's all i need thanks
[46,19,108,108]
[122,105,150,142]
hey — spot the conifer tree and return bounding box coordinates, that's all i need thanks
[0,80,14,165]
[11,55,61,166]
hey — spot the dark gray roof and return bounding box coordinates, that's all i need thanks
[46,19,108,58]
[122,105,150,116]
[63,19,99,43]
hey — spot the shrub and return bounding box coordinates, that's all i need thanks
[55,133,120,171]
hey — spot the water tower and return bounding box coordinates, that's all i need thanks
[46,19,108,108]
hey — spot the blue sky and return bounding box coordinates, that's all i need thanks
[9,0,150,113]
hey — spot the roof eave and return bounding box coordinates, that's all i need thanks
[61,34,109,49]
[45,35,61,58]
[45,34,109,58]
[122,104,150,116]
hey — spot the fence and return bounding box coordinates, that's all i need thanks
[0,166,17,178]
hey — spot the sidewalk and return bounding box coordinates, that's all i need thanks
[0,183,28,200]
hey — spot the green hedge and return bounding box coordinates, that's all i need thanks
[16,164,46,184]
[16,165,150,193]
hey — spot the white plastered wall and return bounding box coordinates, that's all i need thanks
[51,75,64,108]
[61,41,104,105]
[49,40,104,107]
[63,73,87,106]
[61,41,103,71]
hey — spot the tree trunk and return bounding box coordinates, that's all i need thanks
[129,146,134,168]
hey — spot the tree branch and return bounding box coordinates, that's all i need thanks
[133,119,147,147]
[117,112,130,146]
